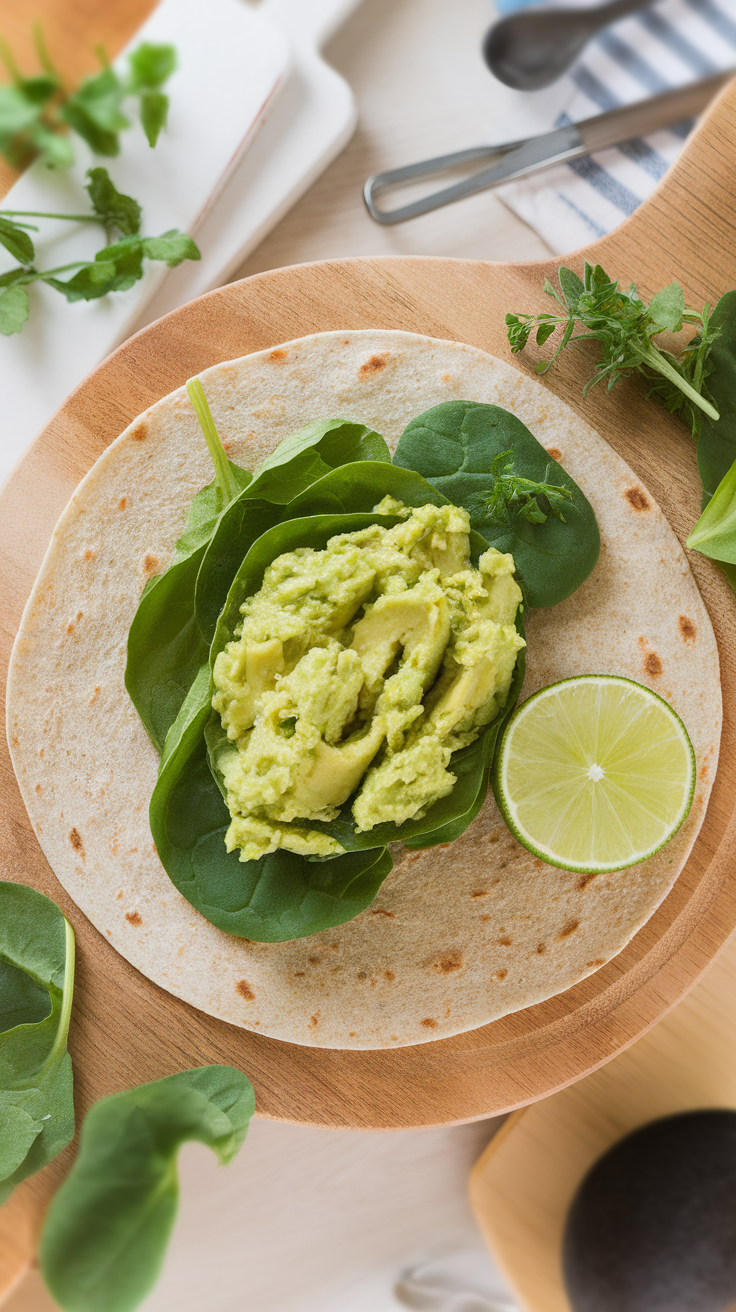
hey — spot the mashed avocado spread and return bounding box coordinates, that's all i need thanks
[211,500,525,862]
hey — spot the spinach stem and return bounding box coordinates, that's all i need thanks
[186,377,241,506]
[44,918,76,1071]
[642,346,720,421]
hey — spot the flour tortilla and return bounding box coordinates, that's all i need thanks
[7,331,722,1049]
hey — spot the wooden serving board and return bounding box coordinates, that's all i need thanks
[469,915,736,1312]
[2,64,736,1298]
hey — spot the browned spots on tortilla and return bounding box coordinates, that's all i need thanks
[488,832,500,844]
[119,497,127,510]
[84,549,97,562]
[294,971,305,977]
[491,969,508,981]
[403,851,422,864]
[498,937,512,947]
[578,874,597,890]
[35,783,41,793]
[625,486,649,511]
[142,553,159,581]
[359,353,389,376]
[384,970,395,982]
[587,958,606,967]
[69,828,83,854]
[645,652,662,676]
[309,1011,320,1028]
[537,943,546,954]
[421,1017,438,1028]
[546,447,562,461]
[471,889,488,898]
[357,970,367,980]
[434,951,463,974]
[308,954,321,965]
[125,911,142,926]
[269,348,288,361]
[700,763,709,780]
[442,372,452,383]
[679,615,696,641]
[90,686,100,704]
[236,979,255,1001]
[371,908,395,918]
[349,1030,357,1037]
[129,420,148,441]
[559,919,579,939]
[66,622,74,635]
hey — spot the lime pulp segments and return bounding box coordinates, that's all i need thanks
[494,675,696,874]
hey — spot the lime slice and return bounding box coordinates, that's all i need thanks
[493,675,696,873]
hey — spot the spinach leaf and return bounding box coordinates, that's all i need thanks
[127,413,389,751]
[393,401,600,607]
[40,1065,254,1312]
[0,882,75,1204]
[194,420,390,641]
[696,291,736,500]
[125,472,251,755]
[687,454,736,564]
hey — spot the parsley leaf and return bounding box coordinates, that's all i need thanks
[475,449,574,529]
[85,167,141,236]
[506,262,720,438]
[0,34,177,169]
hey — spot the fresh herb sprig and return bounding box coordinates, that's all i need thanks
[0,28,176,171]
[0,166,199,335]
[477,448,573,528]
[506,263,720,438]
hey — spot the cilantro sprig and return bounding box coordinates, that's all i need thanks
[0,28,176,171]
[0,167,199,335]
[506,263,720,439]
[476,449,573,528]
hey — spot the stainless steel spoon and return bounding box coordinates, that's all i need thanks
[483,0,656,90]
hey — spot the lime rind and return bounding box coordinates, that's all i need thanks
[493,675,696,874]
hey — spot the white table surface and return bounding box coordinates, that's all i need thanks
[5,1,552,1309]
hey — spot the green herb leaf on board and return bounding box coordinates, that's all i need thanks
[40,1066,254,1312]
[0,882,75,1205]
[0,282,30,335]
[687,455,736,565]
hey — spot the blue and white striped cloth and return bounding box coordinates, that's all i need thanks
[493,0,736,253]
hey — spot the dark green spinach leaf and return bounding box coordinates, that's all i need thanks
[40,1065,254,1312]
[393,400,600,607]
[0,882,75,1204]
[696,291,736,501]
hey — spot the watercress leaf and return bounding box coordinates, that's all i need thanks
[648,281,685,333]
[30,122,75,169]
[40,1065,255,1312]
[85,166,141,236]
[45,259,122,302]
[558,265,584,310]
[0,283,29,335]
[62,66,129,145]
[125,468,251,753]
[696,291,736,499]
[393,400,600,607]
[141,229,199,266]
[139,90,169,147]
[535,321,556,346]
[128,42,177,90]
[686,454,736,564]
[0,83,41,137]
[0,882,75,1204]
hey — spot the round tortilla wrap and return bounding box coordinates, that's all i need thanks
[7,330,721,1050]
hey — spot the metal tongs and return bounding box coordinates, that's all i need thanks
[363,71,734,225]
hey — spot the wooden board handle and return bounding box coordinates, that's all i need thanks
[590,75,736,304]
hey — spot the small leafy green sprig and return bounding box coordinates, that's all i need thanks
[476,448,573,528]
[0,166,199,335]
[506,263,720,438]
[0,28,176,171]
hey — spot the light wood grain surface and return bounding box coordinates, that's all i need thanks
[2,0,736,1306]
[470,918,736,1312]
